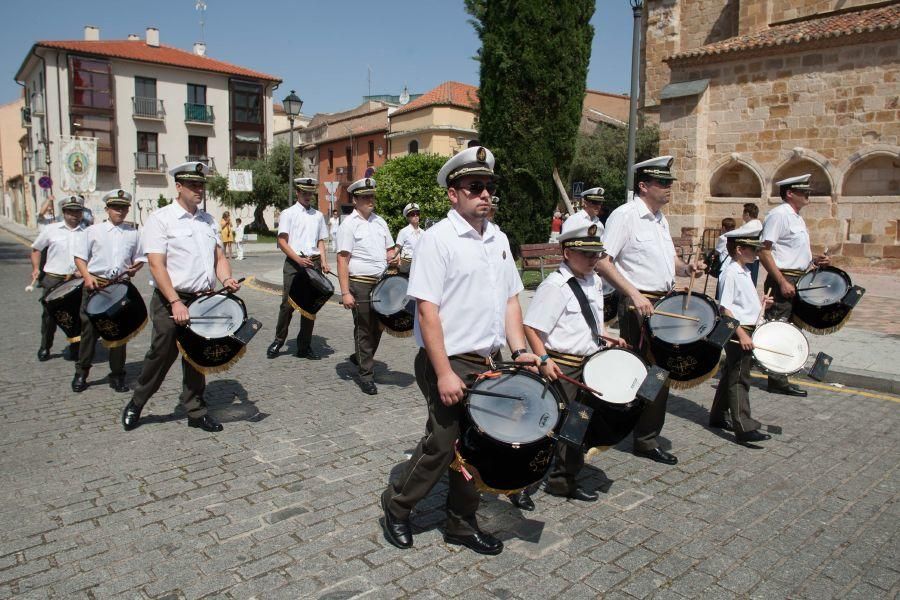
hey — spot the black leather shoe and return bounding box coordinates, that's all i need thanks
[767,384,807,397]
[360,381,378,395]
[634,447,678,465]
[122,401,142,431]
[509,490,535,511]
[188,415,223,432]
[296,347,321,360]
[64,343,79,361]
[266,339,283,358]
[545,486,599,502]
[709,420,734,431]
[380,494,413,549]
[736,430,772,444]
[347,354,359,366]
[444,530,503,555]
[109,375,130,393]
[71,373,88,393]
[37,348,50,362]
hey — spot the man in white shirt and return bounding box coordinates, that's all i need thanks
[394,202,424,264]
[266,177,331,360]
[121,162,241,433]
[596,155,705,466]
[759,174,828,397]
[71,189,143,393]
[379,146,540,555]
[561,187,605,236]
[30,195,85,361]
[337,177,396,395]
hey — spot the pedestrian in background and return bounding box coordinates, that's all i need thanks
[235,218,246,260]
[329,209,340,252]
[220,211,235,258]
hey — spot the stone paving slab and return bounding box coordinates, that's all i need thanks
[0,230,898,599]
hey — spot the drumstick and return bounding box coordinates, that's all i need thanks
[629,306,700,322]
[555,372,603,398]
[796,285,831,291]
[25,277,37,292]
[729,339,793,357]
[463,388,526,402]
[197,277,246,303]
[683,268,698,311]
[169,315,233,320]
[757,287,772,325]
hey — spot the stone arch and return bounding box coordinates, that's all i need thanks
[770,148,836,197]
[840,145,900,197]
[709,154,764,198]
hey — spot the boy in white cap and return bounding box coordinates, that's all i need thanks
[759,174,828,397]
[379,146,540,555]
[121,162,240,433]
[30,195,85,361]
[395,202,423,259]
[71,189,143,393]
[561,186,604,236]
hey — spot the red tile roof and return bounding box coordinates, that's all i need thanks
[31,40,281,82]
[669,4,900,62]
[391,81,478,116]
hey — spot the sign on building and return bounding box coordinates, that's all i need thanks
[228,170,253,192]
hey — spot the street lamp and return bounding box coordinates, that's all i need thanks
[625,0,643,195]
[283,90,303,204]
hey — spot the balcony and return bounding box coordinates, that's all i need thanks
[134,152,167,174]
[21,107,31,128]
[186,155,216,173]
[30,92,44,115]
[33,149,47,172]
[132,97,165,120]
[22,156,33,174]
[185,103,215,125]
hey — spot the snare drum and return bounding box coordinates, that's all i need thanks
[602,281,618,324]
[397,252,413,275]
[176,294,262,374]
[580,348,647,448]
[288,266,334,320]
[751,321,809,376]
[85,281,148,348]
[371,274,415,337]
[793,267,864,335]
[452,368,563,494]
[41,278,84,342]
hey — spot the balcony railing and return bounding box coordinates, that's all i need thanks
[31,92,44,115]
[135,152,167,173]
[185,103,215,124]
[186,155,216,172]
[132,97,165,119]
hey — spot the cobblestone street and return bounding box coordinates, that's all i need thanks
[0,230,897,600]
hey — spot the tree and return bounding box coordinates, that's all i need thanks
[205,142,297,232]
[568,124,659,214]
[465,0,594,250]
[374,153,449,236]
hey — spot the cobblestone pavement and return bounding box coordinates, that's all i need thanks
[0,230,898,600]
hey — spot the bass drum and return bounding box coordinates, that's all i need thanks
[85,281,148,348]
[751,321,809,376]
[371,274,415,337]
[42,278,84,342]
[580,348,647,448]
[452,368,563,494]
[288,265,334,320]
[602,280,618,324]
[792,267,862,335]
[176,294,261,374]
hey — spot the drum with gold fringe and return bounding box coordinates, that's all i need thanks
[85,281,148,348]
[175,294,261,374]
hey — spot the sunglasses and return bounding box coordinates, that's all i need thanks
[650,179,673,189]
[407,211,420,217]
[456,180,498,195]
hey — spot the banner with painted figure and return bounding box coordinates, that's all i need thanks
[228,169,253,192]
[59,136,98,193]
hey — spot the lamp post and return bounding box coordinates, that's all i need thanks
[625,0,643,195]
[283,90,303,204]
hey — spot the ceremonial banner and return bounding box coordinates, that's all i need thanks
[59,136,97,193]
[228,170,253,192]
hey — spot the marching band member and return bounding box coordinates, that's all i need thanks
[380,146,539,555]
[30,195,85,362]
[71,189,143,393]
[336,177,396,395]
[561,186,605,236]
[394,203,424,262]
[266,177,331,360]
[121,162,240,433]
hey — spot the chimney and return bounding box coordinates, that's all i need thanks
[84,26,100,41]
[127,33,139,41]
[146,27,159,47]
[193,42,206,56]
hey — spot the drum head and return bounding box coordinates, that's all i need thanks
[796,268,850,307]
[468,371,559,444]
[45,278,83,301]
[650,294,718,345]
[752,321,809,375]
[372,276,412,317]
[187,295,246,338]
[582,349,648,405]
[86,283,129,315]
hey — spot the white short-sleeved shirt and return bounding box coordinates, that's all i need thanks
[395,223,424,257]
[524,262,604,356]
[337,210,394,277]
[140,202,222,293]
[74,221,141,278]
[408,209,524,357]
[715,234,728,263]
[234,224,245,242]
[32,221,83,276]
[602,196,676,292]
[761,203,812,270]
[717,260,761,326]
[278,202,329,257]
[561,209,604,237]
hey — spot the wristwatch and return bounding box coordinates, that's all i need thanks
[510,348,527,361]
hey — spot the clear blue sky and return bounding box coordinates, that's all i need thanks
[0,0,637,114]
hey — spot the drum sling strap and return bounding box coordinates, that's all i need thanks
[566,276,602,347]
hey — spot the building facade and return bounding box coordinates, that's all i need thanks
[641,1,900,267]
[14,26,280,227]
[387,81,479,158]
[0,97,28,225]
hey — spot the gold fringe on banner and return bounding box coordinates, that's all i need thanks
[175,341,246,375]
[101,317,147,349]
[792,313,851,336]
